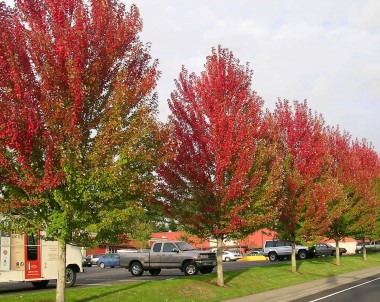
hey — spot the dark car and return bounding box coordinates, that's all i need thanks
[96,253,120,268]
[309,243,347,257]
[82,256,92,267]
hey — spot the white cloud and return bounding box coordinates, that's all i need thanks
[135,0,380,152]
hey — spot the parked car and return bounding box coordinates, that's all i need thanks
[96,253,120,268]
[222,251,242,262]
[82,256,92,267]
[309,243,347,257]
[246,250,264,256]
[89,254,104,266]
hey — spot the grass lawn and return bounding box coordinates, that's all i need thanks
[1,254,380,302]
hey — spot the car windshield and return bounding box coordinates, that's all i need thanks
[175,242,196,251]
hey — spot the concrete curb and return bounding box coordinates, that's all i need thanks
[223,265,380,302]
[237,256,268,261]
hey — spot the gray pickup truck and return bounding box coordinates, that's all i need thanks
[355,240,380,253]
[263,240,309,261]
[119,241,216,276]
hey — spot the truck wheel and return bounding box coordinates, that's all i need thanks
[199,267,214,274]
[298,250,307,260]
[149,268,161,276]
[99,262,106,269]
[224,257,231,262]
[31,280,49,288]
[183,261,198,276]
[268,252,277,262]
[130,262,144,277]
[65,267,76,287]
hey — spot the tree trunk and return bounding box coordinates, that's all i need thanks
[335,239,341,266]
[363,245,367,261]
[216,236,224,287]
[291,242,297,273]
[56,240,66,302]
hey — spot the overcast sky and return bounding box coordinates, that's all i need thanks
[133,0,380,152]
[4,0,380,152]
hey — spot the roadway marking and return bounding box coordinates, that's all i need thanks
[309,277,380,302]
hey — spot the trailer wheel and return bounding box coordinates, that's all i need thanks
[130,262,144,277]
[65,267,77,287]
[31,280,49,288]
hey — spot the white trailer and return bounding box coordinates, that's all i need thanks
[0,231,83,288]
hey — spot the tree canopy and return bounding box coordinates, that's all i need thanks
[157,46,281,286]
[0,1,161,301]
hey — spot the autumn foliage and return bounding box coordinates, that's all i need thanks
[346,140,380,240]
[271,101,332,240]
[1,1,379,294]
[0,0,159,229]
[157,46,281,285]
[159,47,279,237]
[1,1,160,301]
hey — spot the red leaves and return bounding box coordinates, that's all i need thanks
[1,0,158,199]
[158,46,278,238]
[324,127,380,240]
[271,100,334,240]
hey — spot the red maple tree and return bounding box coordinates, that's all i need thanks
[346,139,380,260]
[0,1,160,301]
[158,46,281,286]
[322,127,353,265]
[271,100,333,272]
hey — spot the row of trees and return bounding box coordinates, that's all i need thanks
[157,46,380,285]
[1,0,379,299]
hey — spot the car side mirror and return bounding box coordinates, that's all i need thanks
[172,248,179,253]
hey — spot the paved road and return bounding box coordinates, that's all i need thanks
[292,276,380,302]
[0,260,274,295]
[224,265,380,302]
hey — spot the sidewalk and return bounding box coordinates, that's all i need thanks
[223,265,380,302]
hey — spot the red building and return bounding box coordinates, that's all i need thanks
[86,229,359,256]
